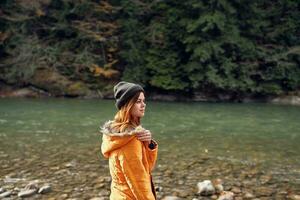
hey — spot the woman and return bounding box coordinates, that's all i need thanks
[100,81,158,200]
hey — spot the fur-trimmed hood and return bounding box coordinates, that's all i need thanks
[100,120,144,136]
[100,120,145,158]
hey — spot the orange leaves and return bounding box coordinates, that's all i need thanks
[94,1,114,14]
[89,64,119,78]
[35,8,45,17]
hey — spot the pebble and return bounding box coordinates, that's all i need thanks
[94,183,106,189]
[155,186,163,192]
[25,180,39,190]
[18,188,37,197]
[278,190,288,195]
[164,170,173,176]
[213,179,224,194]
[259,175,272,184]
[217,191,234,200]
[235,197,243,200]
[197,180,215,196]
[38,184,52,194]
[162,196,182,200]
[254,186,274,197]
[98,190,110,196]
[60,193,69,199]
[172,188,189,198]
[3,176,26,183]
[287,194,300,200]
[231,186,241,194]
[242,180,255,187]
[65,159,77,167]
[244,192,255,199]
[0,190,12,198]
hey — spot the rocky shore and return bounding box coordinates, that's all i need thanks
[1,152,299,200]
[1,82,300,106]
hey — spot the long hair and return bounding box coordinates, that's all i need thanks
[112,92,143,133]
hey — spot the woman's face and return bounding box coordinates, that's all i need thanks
[131,92,146,118]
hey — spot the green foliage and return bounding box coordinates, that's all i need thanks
[1,0,299,97]
[118,0,300,96]
[0,0,119,88]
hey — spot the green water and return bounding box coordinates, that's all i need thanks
[0,98,299,197]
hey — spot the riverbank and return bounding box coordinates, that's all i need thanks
[1,82,300,106]
[1,153,299,199]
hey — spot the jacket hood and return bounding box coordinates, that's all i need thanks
[100,120,144,158]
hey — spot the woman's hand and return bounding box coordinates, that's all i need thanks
[136,129,152,144]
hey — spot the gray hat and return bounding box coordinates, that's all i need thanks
[114,81,144,110]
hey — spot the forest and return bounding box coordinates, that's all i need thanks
[1,0,299,101]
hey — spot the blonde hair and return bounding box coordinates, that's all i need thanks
[112,92,143,133]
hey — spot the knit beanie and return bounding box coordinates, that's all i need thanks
[113,81,144,110]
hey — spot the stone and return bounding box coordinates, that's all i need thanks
[65,160,77,167]
[162,196,182,200]
[38,185,52,194]
[242,180,255,187]
[271,95,300,106]
[287,194,300,200]
[155,186,163,192]
[180,191,189,198]
[246,168,260,178]
[244,192,255,199]
[60,194,68,199]
[18,189,37,198]
[25,180,39,190]
[231,186,241,194]
[217,191,234,200]
[0,190,12,198]
[197,180,215,196]
[235,197,243,200]
[213,179,224,194]
[94,183,105,189]
[278,190,288,195]
[223,185,232,191]
[165,170,173,176]
[98,190,110,196]
[259,175,272,184]
[255,186,274,197]
[3,176,26,183]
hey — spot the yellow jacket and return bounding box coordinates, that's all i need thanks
[101,120,158,200]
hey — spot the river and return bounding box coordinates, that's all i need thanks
[0,98,299,199]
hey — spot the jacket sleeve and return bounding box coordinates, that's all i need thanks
[118,140,156,200]
[146,139,158,171]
